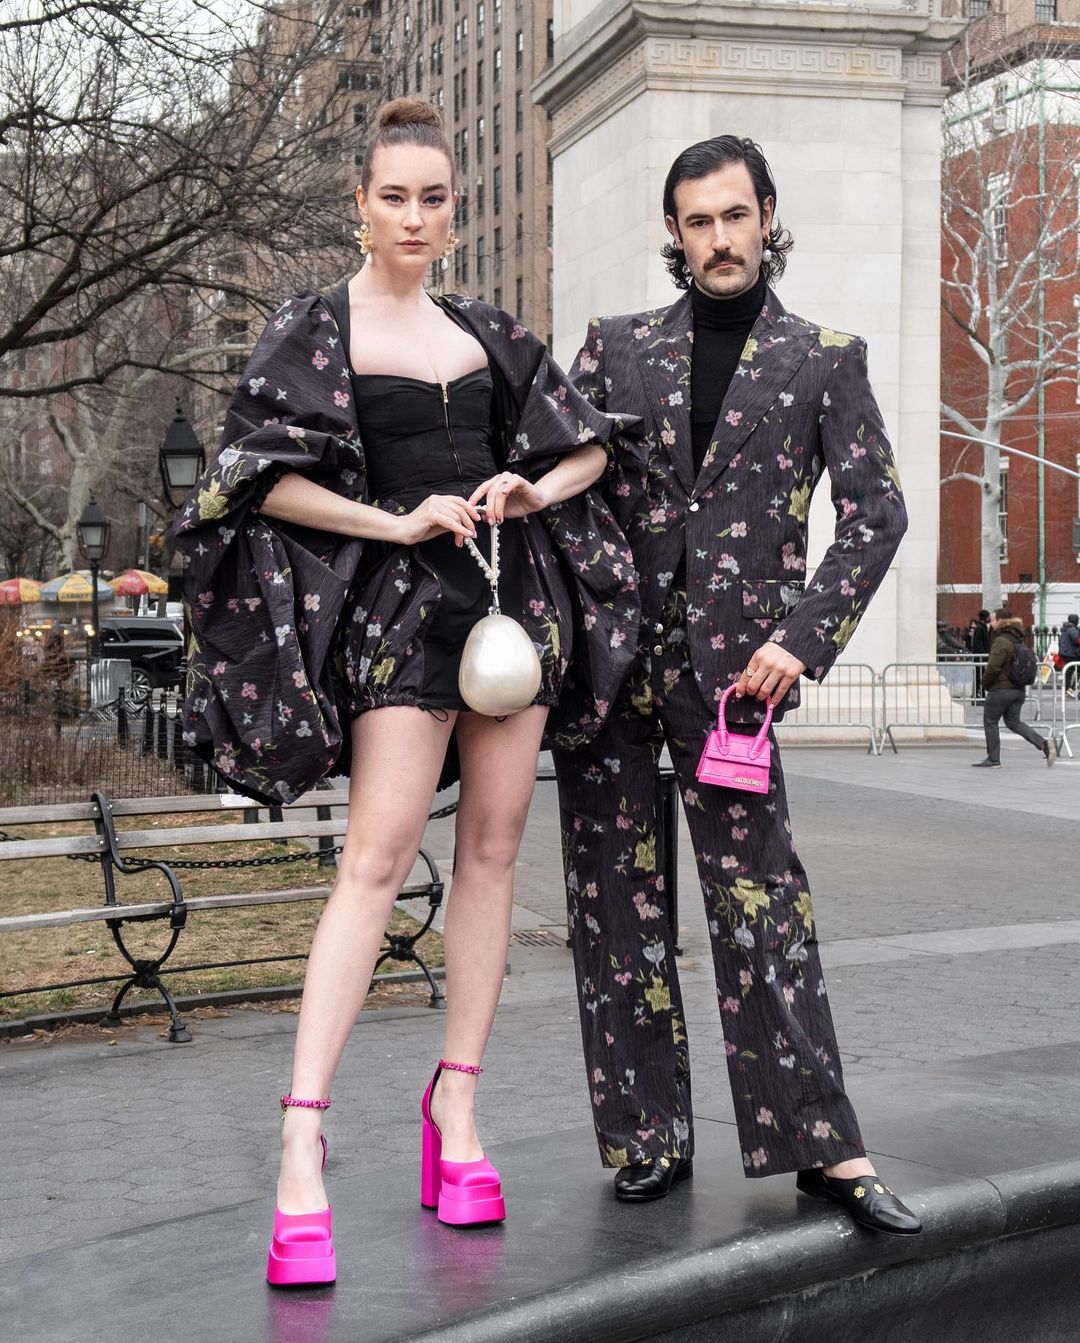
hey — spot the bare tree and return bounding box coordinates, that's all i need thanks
[0,0,416,562]
[940,37,1080,610]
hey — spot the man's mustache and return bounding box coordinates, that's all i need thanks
[706,254,743,270]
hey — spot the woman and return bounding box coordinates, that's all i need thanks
[170,99,639,1286]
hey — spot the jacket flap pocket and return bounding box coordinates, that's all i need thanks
[741,579,805,620]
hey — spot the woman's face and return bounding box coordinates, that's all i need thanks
[355,143,456,272]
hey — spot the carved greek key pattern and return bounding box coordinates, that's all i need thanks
[646,37,903,82]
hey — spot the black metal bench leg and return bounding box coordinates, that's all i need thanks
[100,968,191,1043]
[373,948,447,1010]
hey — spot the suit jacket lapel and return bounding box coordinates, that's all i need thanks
[694,289,817,499]
[633,292,695,496]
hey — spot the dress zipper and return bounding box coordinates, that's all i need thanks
[440,382,466,489]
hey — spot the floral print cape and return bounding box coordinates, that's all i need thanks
[169,289,640,804]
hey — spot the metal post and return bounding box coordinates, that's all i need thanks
[316,804,337,868]
[155,697,169,760]
[117,686,128,746]
[1036,56,1047,626]
[89,556,101,663]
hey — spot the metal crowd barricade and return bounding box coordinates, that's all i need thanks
[777,664,879,754]
[1055,661,1080,758]
[878,663,971,754]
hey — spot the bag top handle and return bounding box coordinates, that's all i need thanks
[717,684,774,760]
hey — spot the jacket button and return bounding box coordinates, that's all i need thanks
[653,622,664,634]
[653,644,664,656]
[688,501,700,512]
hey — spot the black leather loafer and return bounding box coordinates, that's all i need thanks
[796,1168,922,1235]
[614,1157,694,1203]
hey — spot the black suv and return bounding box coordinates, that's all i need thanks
[99,617,184,701]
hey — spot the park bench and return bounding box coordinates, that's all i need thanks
[0,787,447,1042]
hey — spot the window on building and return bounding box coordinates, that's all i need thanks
[404,12,412,37]
[477,1,485,44]
[477,236,486,281]
[515,30,523,70]
[476,179,484,212]
[493,103,502,151]
[416,55,423,88]
[546,149,552,185]
[494,0,501,29]
[461,15,468,54]
[493,164,502,212]
[494,286,502,307]
[515,151,523,194]
[453,20,460,57]
[477,115,485,160]
[494,225,502,272]
[455,190,469,226]
[453,71,460,116]
[476,59,483,100]
[461,127,469,172]
[434,85,443,107]
[1035,0,1057,19]
[354,103,368,128]
[515,275,523,314]
[494,46,502,90]
[515,89,524,132]
[371,31,383,53]
[988,172,1008,266]
[967,0,991,19]
[461,246,469,284]
[546,204,553,246]
[998,464,1009,561]
[515,212,523,256]
[547,18,554,60]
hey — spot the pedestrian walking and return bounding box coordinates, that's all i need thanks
[973,608,1056,768]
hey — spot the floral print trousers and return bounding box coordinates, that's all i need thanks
[552,591,866,1178]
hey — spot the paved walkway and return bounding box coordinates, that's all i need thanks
[1,735,1077,1306]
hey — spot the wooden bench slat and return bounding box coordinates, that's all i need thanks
[0,835,104,861]
[0,819,353,860]
[0,789,354,830]
[0,880,435,932]
[0,802,100,825]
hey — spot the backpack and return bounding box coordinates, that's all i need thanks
[1009,642,1038,688]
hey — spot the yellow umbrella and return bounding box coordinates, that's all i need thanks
[40,571,114,602]
[0,577,42,606]
[110,568,169,597]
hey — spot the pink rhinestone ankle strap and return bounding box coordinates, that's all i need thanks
[280,1094,332,1112]
[438,1059,483,1075]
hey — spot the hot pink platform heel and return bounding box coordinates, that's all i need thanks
[420,1061,506,1226]
[267,1094,336,1287]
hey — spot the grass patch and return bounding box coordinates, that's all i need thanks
[0,810,444,1021]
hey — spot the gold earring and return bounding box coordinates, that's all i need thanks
[354,221,373,255]
[441,229,459,272]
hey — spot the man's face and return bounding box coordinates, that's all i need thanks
[666,162,773,298]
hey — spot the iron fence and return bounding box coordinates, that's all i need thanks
[777,664,879,754]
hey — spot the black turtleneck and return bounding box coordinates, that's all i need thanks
[690,274,767,478]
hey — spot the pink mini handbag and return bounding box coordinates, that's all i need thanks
[695,685,774,794]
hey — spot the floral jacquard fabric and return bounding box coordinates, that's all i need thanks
[553,588,866,1177]
[168,290,641,804]
[569,288,908,722]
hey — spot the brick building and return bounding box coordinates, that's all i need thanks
[938,2,1080,629]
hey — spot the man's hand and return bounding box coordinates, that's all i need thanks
[735,641,807,706]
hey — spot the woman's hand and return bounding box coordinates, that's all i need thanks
[395,494,481,546]
[467,472,549,524]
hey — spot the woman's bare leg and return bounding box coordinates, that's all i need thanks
[277,707,456,1214]
[428,705,549,1161]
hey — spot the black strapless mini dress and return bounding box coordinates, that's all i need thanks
[351,368,525,712]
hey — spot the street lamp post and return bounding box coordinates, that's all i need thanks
[76,496,110,662]
[159,401,205,677]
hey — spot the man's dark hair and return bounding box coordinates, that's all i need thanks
[993,607,1014,621]
[660,135,794,290]
[977,609,990,620]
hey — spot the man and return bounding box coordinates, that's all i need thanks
[973,608,1056,767]
[1058,613,1080,697]
[966,608,991,699]
[553,136,920,1235]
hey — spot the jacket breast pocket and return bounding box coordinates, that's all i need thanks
[741,578,805,622]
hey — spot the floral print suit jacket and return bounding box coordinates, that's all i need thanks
[570,286,908,721]
[169,290,640,804]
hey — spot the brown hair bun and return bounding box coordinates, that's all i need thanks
[375,98,444,133]
[360,99,454,188]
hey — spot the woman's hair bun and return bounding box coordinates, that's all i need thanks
[375,98,444,133]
